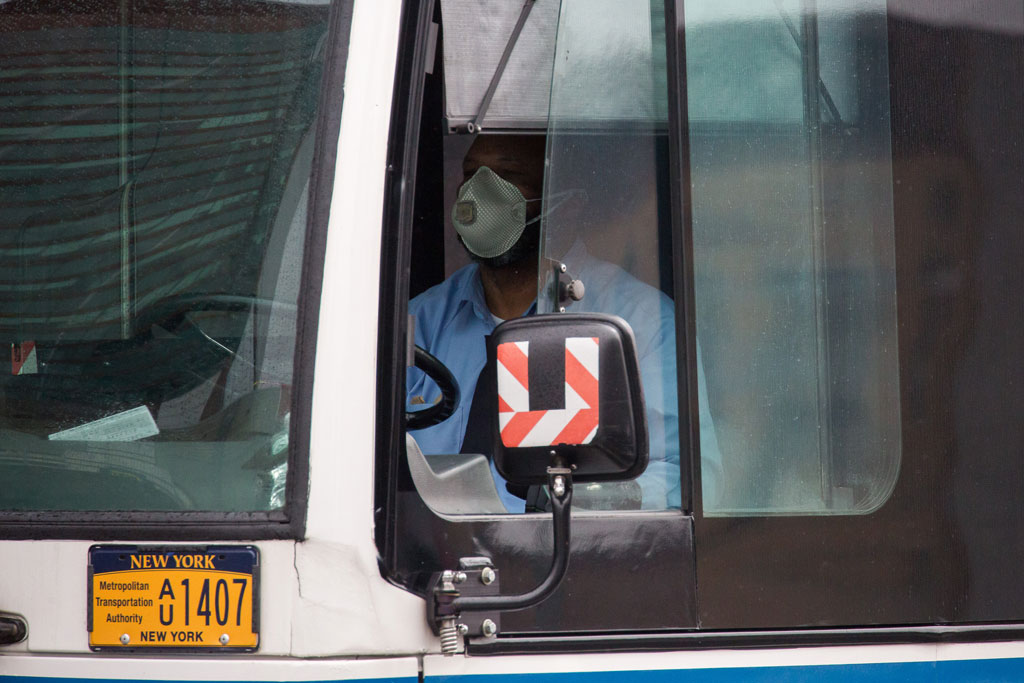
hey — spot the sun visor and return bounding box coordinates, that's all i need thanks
[440,0,559,132]
[441,0,668,133]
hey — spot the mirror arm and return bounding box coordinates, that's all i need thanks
[428,466,573,651]
[454,466,572,613]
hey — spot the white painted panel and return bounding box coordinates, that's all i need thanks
[293,0,437,657]
[0,653,417,682]
[0,541,296,655]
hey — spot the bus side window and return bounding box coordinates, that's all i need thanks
[684,0,900,514]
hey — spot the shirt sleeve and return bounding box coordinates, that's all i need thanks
[633,299,724,510]
[406,293,449,423]
[633,304,680,509]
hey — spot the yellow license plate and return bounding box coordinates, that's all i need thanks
[89,545,259,651]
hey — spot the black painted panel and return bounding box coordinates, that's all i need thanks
[395,491,696,632]
[696,12,1024,629]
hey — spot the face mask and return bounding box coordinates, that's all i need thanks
[452,166,540,259]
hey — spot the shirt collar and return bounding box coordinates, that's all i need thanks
[453,263,492,325]
[455,262,537,325]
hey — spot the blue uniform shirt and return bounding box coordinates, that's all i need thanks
[407,245,723,511]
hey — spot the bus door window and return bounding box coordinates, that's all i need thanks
[383,0,703,640]
[406,0,695,514]
[403,0,565,516]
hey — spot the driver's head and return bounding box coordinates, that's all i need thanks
[452,134,545,269]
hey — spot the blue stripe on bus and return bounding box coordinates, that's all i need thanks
[4,658,1024,683]
[0,678,414,683]
[426,658,1024,683]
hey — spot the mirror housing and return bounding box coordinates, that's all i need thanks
[427,314,647,645]
[488,313,648,486]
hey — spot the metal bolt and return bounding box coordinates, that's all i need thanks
[457,624,469,635]
[553,475,566,498]
[219,634,230,645]
[566,279,585,302]
[481,619,498,637]
[454,571,467,584]
[480,566,496,585]
[119,633,130,645]
[558,306,566,313]
[559,263,567,273]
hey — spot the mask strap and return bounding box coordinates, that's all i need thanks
[522,188,586,227]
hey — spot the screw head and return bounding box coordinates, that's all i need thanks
[219,633,230,645]
[454,571,467,583]
[480,566,496,585]
[119,633,130,645]
[553,475,566,498]
[457,624,469,635]
[481,619,498,637]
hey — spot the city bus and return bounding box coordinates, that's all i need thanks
[3,0,1024,681]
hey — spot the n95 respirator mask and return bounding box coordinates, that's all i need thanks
[452,166,539,259]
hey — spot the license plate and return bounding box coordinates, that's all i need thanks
[89,545,259,651]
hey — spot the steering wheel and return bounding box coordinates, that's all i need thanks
[137,293,298,368]
[406,346,460,430]
[138,294,296,333]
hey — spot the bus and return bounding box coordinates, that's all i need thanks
[3,0,1024,681]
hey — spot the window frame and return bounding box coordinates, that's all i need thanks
[0,0,355,541]
[375,0,700,642]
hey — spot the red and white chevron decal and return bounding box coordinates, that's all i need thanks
[497,336,599,447]
[11,341,37,376]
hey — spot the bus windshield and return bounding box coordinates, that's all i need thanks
[0,0,330,512]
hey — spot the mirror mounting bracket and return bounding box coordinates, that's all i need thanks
[427,463,574,654]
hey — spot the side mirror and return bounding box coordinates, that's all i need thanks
[489,313,648,485]
[426,314,649,651]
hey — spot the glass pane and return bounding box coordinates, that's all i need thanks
[685,0,901,514]
[540,0,725,510]
[0,0,329,511]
